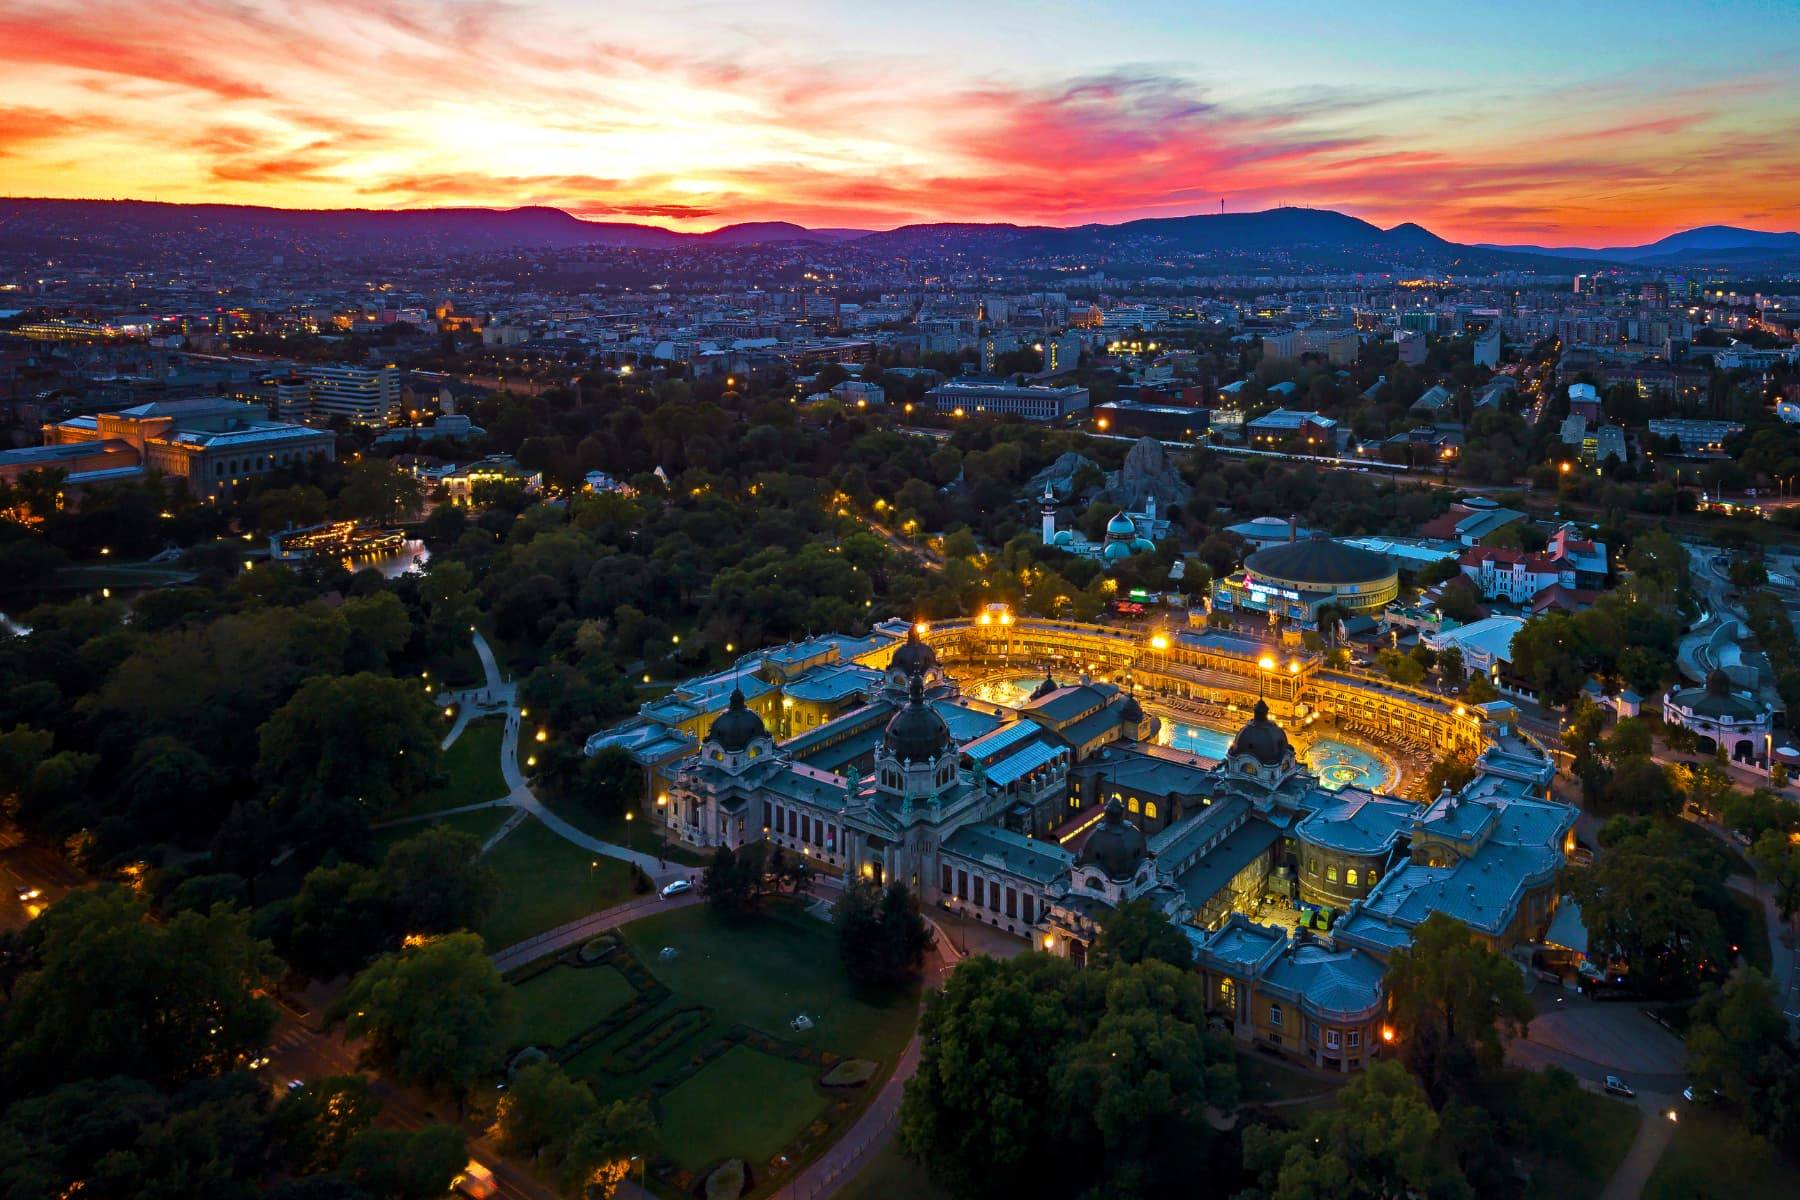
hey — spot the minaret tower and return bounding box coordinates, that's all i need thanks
[1041,484,1057,545]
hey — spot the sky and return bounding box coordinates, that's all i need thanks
[1,0,1797,245]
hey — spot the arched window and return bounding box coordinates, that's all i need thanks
[1346,869,1359,887]
[1327,865,1338,883]
[1144,802,1158,820]
[1127,797,1140,813]
[1366,870,1378,887]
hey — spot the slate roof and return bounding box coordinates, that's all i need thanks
[940,823,1074,885]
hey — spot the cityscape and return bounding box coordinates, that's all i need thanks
[2,2,1800,1199]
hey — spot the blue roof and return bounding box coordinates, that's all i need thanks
[1200,916,1287,973]
[933,701,1006,743]
[1294,792,1415,856]
[1262,943,1385,1018]
[985,740,1067,788]
[961,720,1040,763]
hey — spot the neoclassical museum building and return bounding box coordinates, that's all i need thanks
[591,616,1573,1073]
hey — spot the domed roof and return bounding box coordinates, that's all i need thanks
[891,625,938,677]
[1103,540,1133,561]
[1120,694,1144,724]
[709,686,767,752]
[1244,533,1394,587]
[885,670,953,762]
[1106,511,1136,537]
[1051,529,1075,546]
[1030,669,1060,700]
[1078,799,1147,882]
[1130,537,1156,552]
[1229,700,1291,766]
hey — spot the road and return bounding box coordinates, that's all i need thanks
[0,828,87,932]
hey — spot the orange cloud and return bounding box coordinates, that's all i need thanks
[0,1,1793,245]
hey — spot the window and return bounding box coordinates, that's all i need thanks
[1127,796,1139,813]
[1346,869,1359,887]
[957,870,969,901]
[1346,1030,1360,1049]
[1326,1029,1341,1049]
[1367,870,1378,887]
[1144,801,1158,820]
[1006,887,1017,918]
[1021,895,1035,924]
[1326,866,1338,883]
[988,880,1000,911]
[942,864,953,893]
[1269,1003,1284,1027]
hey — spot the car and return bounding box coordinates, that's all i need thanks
[14,885,41,902]
[1682,1084,1721,1104]
[452,1162,497,1198]
[285,1079,305,1095]
[1604,1075,1635,1098]
[246,1055,270,1071]
[660,879,692,899]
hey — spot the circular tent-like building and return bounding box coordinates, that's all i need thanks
[1217,532,1399,626]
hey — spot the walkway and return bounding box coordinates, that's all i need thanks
[489,889,704,974]
[1600,1098,1675,1200]
[463,628,670,878]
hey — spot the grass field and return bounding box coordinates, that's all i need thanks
[655,1044,828,1172]
[1235,1050,1344,1108]
[617,901,917,1064]
[437,718,508,806]
[510,899,919,1185]
[546,800,708,867]
[1645,1109,1795,1200]
[479,817,640,951]
[513,964,637,1048]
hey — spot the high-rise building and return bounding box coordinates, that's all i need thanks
[307,365,398,426]
[1043,332,1082,373]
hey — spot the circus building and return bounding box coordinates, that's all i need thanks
[1212,531,1400,627]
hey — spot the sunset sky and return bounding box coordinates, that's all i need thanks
[2,0,1797,245]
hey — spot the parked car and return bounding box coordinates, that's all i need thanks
[13,885,40,902]
[453,1161,497,1198]
[1682,1084,1721,1104]
[660,879,692,899]
[1605,1075,1635,1098]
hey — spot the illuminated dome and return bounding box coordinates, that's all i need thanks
[891,624,938,678]
[1103,539,1133,561]
[709,687,767,752]
[885,671,953,762]
[1243,534,1393,589]
[1106,511,1137,538]
[1030,669,1061,700]
[1052,529,1075,546]
[1078,799,1147,882]
[1229,700,1291,766]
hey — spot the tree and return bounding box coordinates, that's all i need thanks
[1686,967,1788,1107]
[339,933,514,1113]
[2,886,277,1093]
[1571,823,1726,995]
[258,673,442,853]
[1383,913,1531,1102]
[1376,648,1425,686]
[378,827,500,938]
[700,842,768,918]
[1751,828,1800,924]
[495,1062,652,1197]
[333,460,423,525]
[900,955,1085,1199]
[271,1075,381,1172]
[1048,961,1236,1198]
[1423,756,1476,798]
[1240,1061,1471,1200]
[1434,644,1466,686]
[835,880,931,991]
[1601,757,1680,816]
[1091,897,1193,969]
[339,1124,467,1200]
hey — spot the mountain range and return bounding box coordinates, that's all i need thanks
[1,196,1795,270]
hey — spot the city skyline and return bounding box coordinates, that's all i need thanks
[2,0,1798,245]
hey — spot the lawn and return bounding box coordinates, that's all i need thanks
[837,1138,947,1200]
[654,1044,827,1172]
[616,900,918,1063]
[1524,1087,1640,1200]
[479,818,641,951]
[512,964,637,1048]
[436,718,508,806]
[545,799,707,867]
[1645,1109,1795,1200]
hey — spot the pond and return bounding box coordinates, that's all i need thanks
[351,539,430,579]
